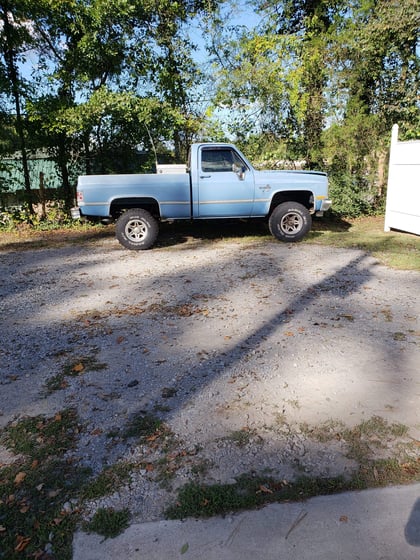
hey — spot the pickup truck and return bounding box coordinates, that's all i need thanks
[71,143,331,250]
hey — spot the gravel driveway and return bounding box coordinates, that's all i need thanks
[1,234,419,521]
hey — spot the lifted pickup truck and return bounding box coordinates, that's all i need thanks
[71,143,331,250]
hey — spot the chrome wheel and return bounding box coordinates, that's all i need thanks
[125,218,148,242]
[268,202,311,242]
[280,211,304,235]
[115,209,159,250]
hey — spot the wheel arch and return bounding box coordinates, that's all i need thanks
[268,190,314,216]
[110,197,161,220]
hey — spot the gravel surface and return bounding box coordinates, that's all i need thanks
[1,235,419,522]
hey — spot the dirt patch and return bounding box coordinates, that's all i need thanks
[0,235,419,522]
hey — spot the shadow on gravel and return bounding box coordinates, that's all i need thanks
[154,216,352,248]
[147,252,376,414]
[156,219,271,248]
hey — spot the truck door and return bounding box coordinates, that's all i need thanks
[197,147,255,217]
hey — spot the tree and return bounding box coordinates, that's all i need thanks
[208,0,418,215]
[0,0,36,212]
[25,0,222,208]
[323,0,420,211]
[208,1,339,166]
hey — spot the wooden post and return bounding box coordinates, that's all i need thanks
[39,171,46,219]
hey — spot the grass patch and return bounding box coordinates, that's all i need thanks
[167,415,419,520]
[0,410,91,560]
[167,455,420,520]
[83,507,130,539]
[223,428,254,447]
[299,419,346,443]
[80,462,134,501]
[122,412,163,440]
[166,474,353,519]
[4,409,80,460]
[0,223,113,252]
[301,415,409,463]
[342,416,409,462]
[355,457,420,487]
[309,216,420,270]
[0,410,139,558]
[45,354,108,394]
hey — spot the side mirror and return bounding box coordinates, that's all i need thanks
[232,163,246,180]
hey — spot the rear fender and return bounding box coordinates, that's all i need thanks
[110,197,160,219]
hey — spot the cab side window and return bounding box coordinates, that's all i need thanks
[201,148,247,173]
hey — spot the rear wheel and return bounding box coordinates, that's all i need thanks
[115,209,159,250]
[268,202,311,242]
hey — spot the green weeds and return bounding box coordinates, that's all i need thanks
[0,410,136,558]
[167,457,420,520]
[44,354,108,394]
[83,508,130,539]
[222,427,259,448]
[80,463,134,502]
[122,412,163,440]
[308,216,420,270]
[0,409,89,560]
[166,474,353,519]
[168,415,420,520]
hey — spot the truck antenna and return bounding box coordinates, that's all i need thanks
[144,122,158,170]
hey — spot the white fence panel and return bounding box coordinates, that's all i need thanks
[384,124,420,235]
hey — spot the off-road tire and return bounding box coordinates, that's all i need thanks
[268,202,312,242]
[115,209,159,250]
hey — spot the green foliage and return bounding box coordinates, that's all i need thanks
[122,412,163,440]
[83,508,130,539]
[81,463,134,501]
[44,353,108,394]
[208,0,419,213]
[167,413,420,520]
[0,202,76,231]
[5,408,79,460]
[327,172,378,218]
[166,475,353,519]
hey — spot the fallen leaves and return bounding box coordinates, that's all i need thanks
[19,503,30,514]
[14,471,26,485]
[340,314,355,322]
[15,535,31,552]
[257,484,273,495]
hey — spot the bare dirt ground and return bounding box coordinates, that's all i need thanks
[0,230,419,522]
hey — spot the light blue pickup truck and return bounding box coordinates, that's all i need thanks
[72,143,331,250]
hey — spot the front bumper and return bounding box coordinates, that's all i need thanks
[315,199,332,216]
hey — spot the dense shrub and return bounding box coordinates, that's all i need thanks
[327,172,383,218]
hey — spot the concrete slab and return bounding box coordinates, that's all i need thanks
[73,483,420,559]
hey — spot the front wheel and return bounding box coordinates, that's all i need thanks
[115,209,159,250]
[268,202,312,242]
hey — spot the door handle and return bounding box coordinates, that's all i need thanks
[200,175,211,179]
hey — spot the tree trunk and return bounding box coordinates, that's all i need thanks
[0,2,34,213]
